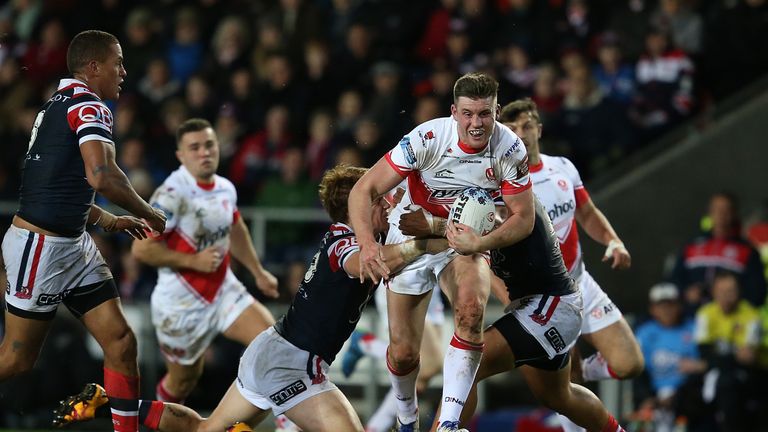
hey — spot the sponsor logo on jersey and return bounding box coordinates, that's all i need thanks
[418,130,436,146]
[399,136,416,164]
[36,288,75,305]
[502,138,522,158]
[485,167,496,181]
[435,168,454,178]
[427,188,465,204]
[196,225,231,250]
[516,155,529,179]
[557,179,568,191]
[269,380,308,406]
[459,159,481,164]
[547,199,575,222]
[544,327,566,352]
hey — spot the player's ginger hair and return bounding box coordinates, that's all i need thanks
[319,165,368,223]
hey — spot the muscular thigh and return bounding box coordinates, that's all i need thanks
[580,318,641,366]
[386,288,431,350]
[285,388,363,432]
[438,254,490,305]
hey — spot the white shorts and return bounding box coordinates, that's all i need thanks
[236,326,337,416]
[507,291,583,359]
[2,225,112,317]
[375,281,446,331]
[578,271,623,334]
[151,270,254,365]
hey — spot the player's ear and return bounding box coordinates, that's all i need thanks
[496,104,501,120]
[450,103,458,119]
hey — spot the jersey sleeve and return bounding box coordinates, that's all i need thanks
[66,97,115,146]
[149,184,182,236]
[558,157,590,207]
[327,235,360,278]
[384,124,433,177]
[498,136,532,195]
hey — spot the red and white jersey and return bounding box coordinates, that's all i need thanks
[149,166,240,303]
[385,117,531,218]
[530,154,591,276]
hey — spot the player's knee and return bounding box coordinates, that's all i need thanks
[387,343,420,373]
[102,326,138,365]
[533,385,570,413]
[610,355,644,379]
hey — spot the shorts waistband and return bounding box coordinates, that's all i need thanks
[8,224,85,244]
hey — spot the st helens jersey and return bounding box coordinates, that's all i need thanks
[274,223,376,363]
[150,166,240,303]
[385,117,531,219]
[17,79,116,237]
[530,154,591,277]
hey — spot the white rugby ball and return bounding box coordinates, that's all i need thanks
[448,187,496,235]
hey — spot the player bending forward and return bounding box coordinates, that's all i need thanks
[53,165,448,432]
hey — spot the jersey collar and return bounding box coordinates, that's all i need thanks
[179,165,216,191]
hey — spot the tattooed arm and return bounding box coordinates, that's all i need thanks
[80,140,166,232]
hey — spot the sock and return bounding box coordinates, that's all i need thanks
[386,347,420,425]
[437,333,483,425]
[104,367,139,432]
[275,414,301,431]
[360,333,388,359]
[601,414,625,432]
[156,375,185,404]
[366,387,398,432]
[557,413,586,432]
[581,353,619,382]
[138,400,164,430]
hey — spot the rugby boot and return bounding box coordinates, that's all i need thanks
[52,382,108,427]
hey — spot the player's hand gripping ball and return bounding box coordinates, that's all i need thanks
[448,187,496,235]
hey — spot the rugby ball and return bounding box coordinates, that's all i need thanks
[448,187,496,235]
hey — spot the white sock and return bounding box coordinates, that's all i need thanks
[387,349,420,425]
[581,352,618,382]
[360,333,388,359]
[557,413,586,432]
[366,387,398,432]
[437,333,483,425]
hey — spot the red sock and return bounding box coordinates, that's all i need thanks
[104,367,139,432]
[601,415,625,432]
[156,375,185,404]
[138,400,165,430]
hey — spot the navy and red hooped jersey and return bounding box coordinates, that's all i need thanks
[491,197,576,300]
[274,223,377,364]
[16,78,116,237]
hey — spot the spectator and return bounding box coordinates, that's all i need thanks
[305,110,337,181]
[499,43,538,101]
[634,283,706,432]
[630,27,695,142]
[167,6,204,85]
[303,39,339,111]
[206,15,251,91]
[137,57,181,104]
[229,105,292,198]
[650,0,703,55]
[20,18,68,89]
[121,7,162,93]
[415,0,458,63]
[670,192,767,312]
[694,271,761,432]
[592,33,636,107]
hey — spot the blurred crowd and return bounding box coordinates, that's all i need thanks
[1,0,768,429]
[630,192,768,432]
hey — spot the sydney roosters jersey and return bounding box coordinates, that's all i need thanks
[529,154,591,276]
[385,117,531,218]
[150,166,240,303]
[274,223,376,363]
[17,78,116,237]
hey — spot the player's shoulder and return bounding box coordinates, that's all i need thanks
[492,123,524,156]
[214,174,237,192]
[543,154,580,174]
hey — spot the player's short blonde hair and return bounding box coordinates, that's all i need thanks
[319,165,368,223]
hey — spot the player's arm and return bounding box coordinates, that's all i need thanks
[449,187,535,254]
[131,236,222,273]
[87,204,149,239]
[229,216,278,298]
[80,140,166,232]
[575,198,630,270]
[343,238,449,280]
[348,158,407,282]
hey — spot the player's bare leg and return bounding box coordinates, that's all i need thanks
[436,255,490,429]
[387,289,431,427]
[82,296,141,431]
[222,302,275,346]
[158,357,204,403]
[416,321,443,393]
[284,389,364,432]
[579,319,643,381]
[0,311,50,380]
[155,382,267,432]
